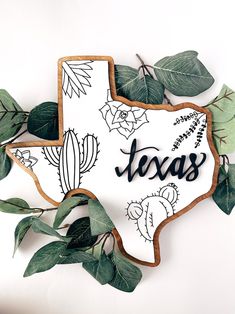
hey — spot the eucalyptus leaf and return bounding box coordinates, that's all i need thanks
[66,217,98,248]
[31,218,68,242]
[206,85,235,123]
[212,118,235,154]
[13,216,34,256]
[154,51,214,96]
[109,252,142,292]
[86,241,103,260]
[88,199,115,236]
[0,90,27,143]
[58,249,96,264]
[53,196,89,229]
[0,198,35,214]
[83,250,115,285]
[212,164,235,215]
[27,102,58,140]
[24,241,67,277]
[115,65,164,104]
[0,147,12,180]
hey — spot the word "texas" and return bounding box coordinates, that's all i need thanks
[115,139,207,182]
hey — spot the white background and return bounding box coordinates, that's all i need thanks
[0,0,235,313]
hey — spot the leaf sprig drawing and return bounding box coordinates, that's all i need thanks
[171,112,206,151]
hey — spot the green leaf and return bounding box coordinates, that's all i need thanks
[154,51,214,96]
[27,102,58,140]
[109,252,142,292]
[53,196,89,229]
[58,249,97,264]
[0,147,12,180]
[88,199,115,236]
[206,85,235,123]
[31,218,68,242]
[0,198,34,214]
[206,85,235,154]
[13,216,34,256]
[86,241,103,260]
[212,118,235,154]
[212,164,235,215]
[115,65,164,104]
[0,90,27,143]
[83,250,115,285]
[24,241,67,277]
[66,217,98,248]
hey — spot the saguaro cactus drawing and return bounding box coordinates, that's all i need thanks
[42,129,99,194]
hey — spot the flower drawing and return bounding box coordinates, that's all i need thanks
[14,149,38,171]
[99,90,149,139]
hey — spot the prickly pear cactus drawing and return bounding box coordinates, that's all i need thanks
[127,183,179,242]
[42,129,99,194]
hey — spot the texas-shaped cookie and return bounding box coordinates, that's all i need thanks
[6,56,219,266]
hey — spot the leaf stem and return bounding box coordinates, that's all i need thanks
[136,54,154,79]
[163,93,173,106]
[213,133,227,144]
[101,232,112,251]
[0,199,57,214]
[57,223,71,230]
[93,233,109,247]
[0,110,29,114]
[220,154,230,166]
[204,90,234,108]
[40,207,58,212]
[136,53,173,105]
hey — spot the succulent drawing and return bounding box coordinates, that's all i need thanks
[14,149,38,171]
[127,183,179,242]
[100,90,148,139]
[42,129,99,194]
[62,60,93,98]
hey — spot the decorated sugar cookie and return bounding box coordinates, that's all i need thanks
[1,51,235,292]
[5,56,219,266]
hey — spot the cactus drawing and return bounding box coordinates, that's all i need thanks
[42,129,99,194]
[126,183,179,242]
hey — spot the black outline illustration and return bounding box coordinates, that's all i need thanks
[100,89,149,139]
[14,149,38,171]
[171,112,207,151]
[126,183,179,242]
[62,60,93,98]
[42,129,99,194]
